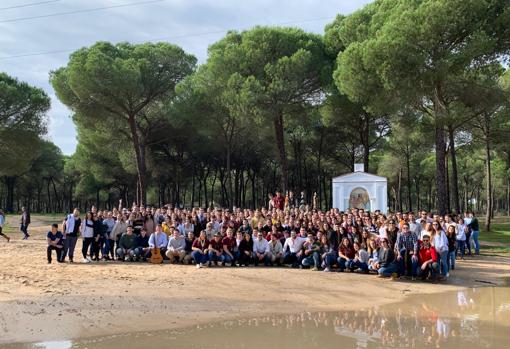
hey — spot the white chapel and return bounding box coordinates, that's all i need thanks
[332,164,388,213]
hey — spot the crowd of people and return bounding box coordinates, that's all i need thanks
[35,191,482,282]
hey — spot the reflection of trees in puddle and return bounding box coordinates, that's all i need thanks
[189,287,510,348]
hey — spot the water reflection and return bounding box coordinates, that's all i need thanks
[6,287,510,349]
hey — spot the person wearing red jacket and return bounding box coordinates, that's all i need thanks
[418,235,439,281]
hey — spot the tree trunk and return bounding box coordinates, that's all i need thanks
[405,148,412,212]
[360,114,370,172]
[448,126,461,214]
[128,115,147,205]
[415,177,420,212]
[5,177,16,213]
[226,146,233,209]
[433,85,448,215]
[507,177,510,216]
[445,150,450,213]
[273,111,288,192]
[397,167,402,211]
[484,115,492,232]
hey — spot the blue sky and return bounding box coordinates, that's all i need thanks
[0,0,372,155]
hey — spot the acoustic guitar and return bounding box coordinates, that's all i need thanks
[150,247,164,264]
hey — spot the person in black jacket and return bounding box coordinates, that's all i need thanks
[238,233,253,266]
[20,206,31,240]
[376,238,397,277]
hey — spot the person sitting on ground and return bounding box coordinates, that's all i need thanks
[208,232,224,266]
[301,233,322,271]
[166,229,186,263]
[0,209,10,243]
[320,235,336,272]
[238,232,254,266]
[252,230,270,266]
[221,228,236,266]
[183,231,195,264]
[191,231,210,269]
[395,222,419,280]
[47,223,64,264]
[134,228,150,261]
[204,222,216,241]
[148,223,168,259]
[267,233,283,266]
[376,237,397,278]
[337,237,355,272]
[116,226,137,261]
[282,230,306,267]
[418,234,439,281]
[367,238,379,273]
[347,242,369,273]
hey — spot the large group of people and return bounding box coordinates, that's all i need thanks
[37,192,482,282]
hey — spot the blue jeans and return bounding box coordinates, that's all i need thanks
[471,230,480,254]
[456,240,465,258]
[347,259,369,272]
[222,252,234,264]
[302,252,320,268]
[253,252,270,266]
[337,257,348,271]
[283,252,299,266]
[20,224,29,238]
[208,251,222,263]
[322,254,337,268]
[438,250,449,276]
[192,250,208,264]
[448,251,456,270]
[378,262,397,277]
[397,249,418,277]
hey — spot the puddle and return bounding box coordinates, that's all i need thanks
[5,287,510,349]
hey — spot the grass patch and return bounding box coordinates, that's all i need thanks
[480,219,510,244]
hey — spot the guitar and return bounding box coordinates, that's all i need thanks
[150,247,164,264]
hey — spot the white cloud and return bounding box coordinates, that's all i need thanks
[0,0,372,155]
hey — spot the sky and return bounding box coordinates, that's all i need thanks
[0,0,372,155]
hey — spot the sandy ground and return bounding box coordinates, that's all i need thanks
[1,215,509,345]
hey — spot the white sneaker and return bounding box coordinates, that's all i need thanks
[196,263,201,269]
[82,258,90,264]
[324,267,330,272]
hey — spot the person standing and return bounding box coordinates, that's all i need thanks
[20,206,30,240]
[468,212,480,255]
[80,212,95,263]
[47,223,64,264]
[0,209,10,242]
[62,209,81,263]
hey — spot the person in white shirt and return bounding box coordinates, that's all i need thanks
[431,222,449,280]
[252,230,270,266]
[148,224,168,258]
[80,211,95,263]
[456,218,467,259]
[267,234,283,266]
[166,230,186,263]
[282,230,306,267]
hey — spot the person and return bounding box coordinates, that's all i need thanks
[456,218,467,260]
[0,209,10,242]
[80,211,95,263]
[221,228,236,266]
[267,233,283,266]
[468,212,480,255]
[62,209,80,262]
[148,224,168,259]
[463,211,473,255]
[395,223,419,279]
[445,225,457,271]
[282,230,305,267]
[381,220,399,250]
[116,226,137,261]
[191,231,210,268]
[252,230,270,266]
[273,191,285,210]
[238,232,253,266]
[47,223,63,264]
[208,233,224,266]
[166,229,186,263]
[376,237,397,277]
[301,233,321,270]
[431,221,449,280]
[102,212,116,260]
[418,235,439,281]
[367,238,379,273]
[20,206,30,240]
[111,215,127,259]
[320,235,337,272]
[91,213,105,261]
[347,242,369,273]
[134,228,150,261]
[337,237,355,272]
[183,231,195,264]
